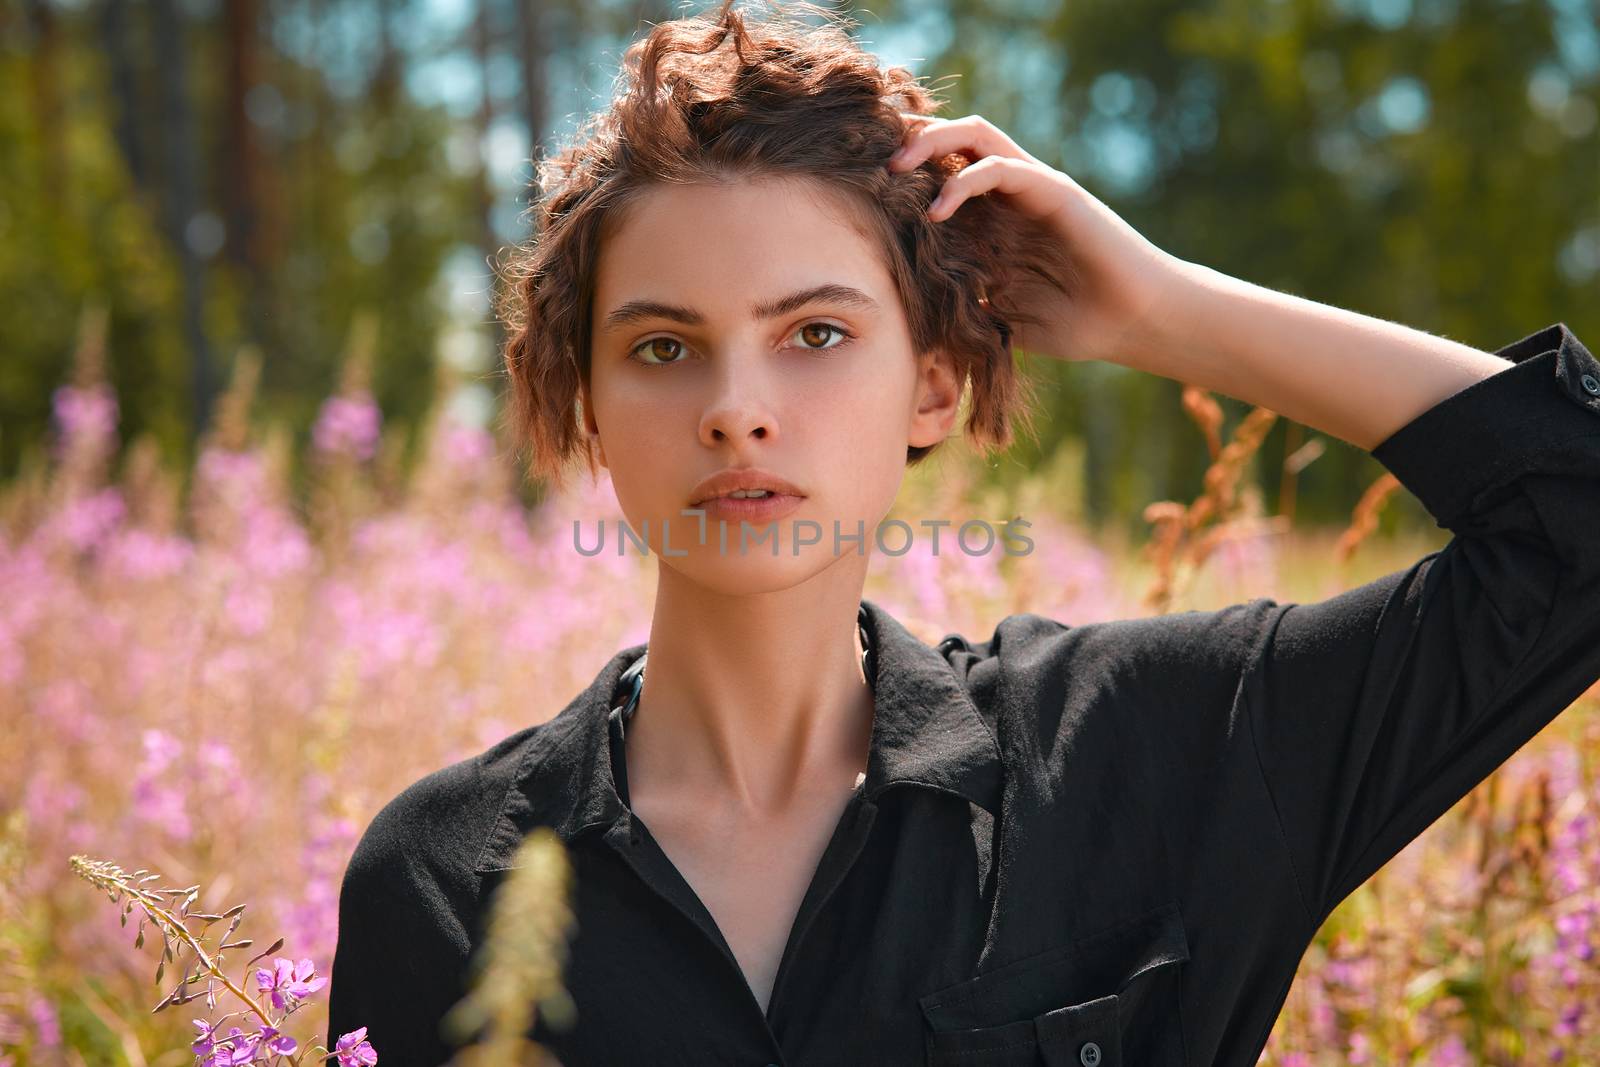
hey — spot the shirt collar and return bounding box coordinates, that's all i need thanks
[472,598,1003,873]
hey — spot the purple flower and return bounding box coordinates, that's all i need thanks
[1429,1034,1471,1067]
[442,421,493,467]
[51,383,119,449]
[27,994,60,1048]
[50,487,126,553]
[312,392,382,461]
[253,1025,297,1058]
[254,957,327,1012]
[334,1027,378,1066]
[192,1018,219,1055]
[205,1027,258,1066]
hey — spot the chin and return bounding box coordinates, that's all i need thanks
[660,544,852,595]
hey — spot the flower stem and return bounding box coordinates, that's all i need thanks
[70,856,276,1028]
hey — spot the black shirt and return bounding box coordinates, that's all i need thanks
[327,323,1600,1066]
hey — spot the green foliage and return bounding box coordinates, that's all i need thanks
[0,0,478,480]
[3,0,1596,528]
[0,44,188,474]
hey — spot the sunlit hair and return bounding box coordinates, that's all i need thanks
[495,0,1078,492]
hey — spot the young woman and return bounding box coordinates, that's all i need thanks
[326,2,1600,1064]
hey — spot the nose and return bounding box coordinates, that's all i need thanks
[697,361,780,448]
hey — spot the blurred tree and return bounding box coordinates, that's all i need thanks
[0,0,481,481]
[149,0,218,440]
[472,0,502,360]
[222,0,274,348]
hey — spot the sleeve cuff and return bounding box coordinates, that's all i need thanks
[1368,323,1600,527]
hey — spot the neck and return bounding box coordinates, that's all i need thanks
[624,560,874,819]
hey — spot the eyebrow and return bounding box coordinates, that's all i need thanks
[599,283,881,333]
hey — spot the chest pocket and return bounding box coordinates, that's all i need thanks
[917,901,1191,1067]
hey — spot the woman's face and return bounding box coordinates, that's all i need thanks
[584,175,960,594]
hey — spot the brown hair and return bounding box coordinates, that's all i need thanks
[495,0,1077,492]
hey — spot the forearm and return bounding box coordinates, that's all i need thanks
[1122,258,1515,452]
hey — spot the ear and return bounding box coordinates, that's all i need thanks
[578,379,608,470]
[907,347,962,450]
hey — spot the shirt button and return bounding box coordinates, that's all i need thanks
[1078,1041,1102,1067]
[1581,373,1600,396]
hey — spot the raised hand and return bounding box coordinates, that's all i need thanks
[887,112,1192,367]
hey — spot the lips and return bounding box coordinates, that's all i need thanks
[688,467,806,508]
[695,491,806,526]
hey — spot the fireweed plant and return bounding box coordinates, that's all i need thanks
[67,855,378,1066]
[64,821,578,1065]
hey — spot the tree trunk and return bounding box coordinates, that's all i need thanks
[149,0,217,444]
[473,0,505,356]
[222,0,263,276]
[99,0,150,197]
[24,0,66,209]
[223,0,277,353]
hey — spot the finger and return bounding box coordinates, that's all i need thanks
[888,114,1037,172]
[926,155,1063,221]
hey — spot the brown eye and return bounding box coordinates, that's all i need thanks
[632,337,686,366]
[795,323,850,350]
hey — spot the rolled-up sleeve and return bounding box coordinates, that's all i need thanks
[1242,322,1600,929]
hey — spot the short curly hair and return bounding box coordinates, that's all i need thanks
[495,0,1077,492]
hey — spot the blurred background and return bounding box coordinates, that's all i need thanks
[2,0,1598,1063]
[3,0,1595,531]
